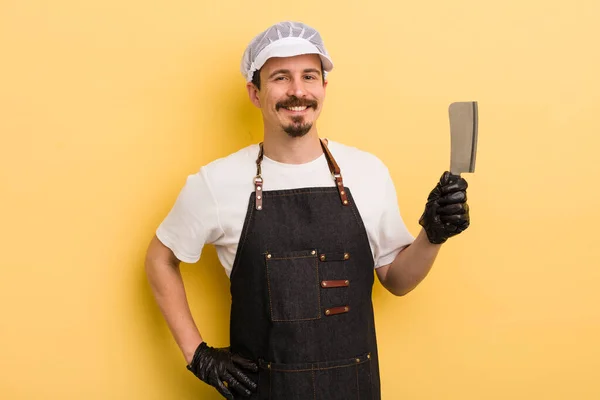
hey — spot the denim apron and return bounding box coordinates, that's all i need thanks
[229,139,381,399]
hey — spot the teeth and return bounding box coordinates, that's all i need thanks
[286,106,308,111]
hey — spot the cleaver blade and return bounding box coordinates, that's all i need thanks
[449,101,478,175]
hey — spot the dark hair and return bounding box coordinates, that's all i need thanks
[251,60,326,90]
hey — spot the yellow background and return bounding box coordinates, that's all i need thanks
[1,0,599,398]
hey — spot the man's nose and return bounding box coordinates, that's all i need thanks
[287,78,306,98]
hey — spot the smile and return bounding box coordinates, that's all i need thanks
[281,106,311,113]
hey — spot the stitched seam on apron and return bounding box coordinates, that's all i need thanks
[267,190,337,198]
[349,198,376,266]
[316,257,321,320]
[269,360,370,372]
[265,256,274,321]
[230,199,255,279]
[312,367,316,400]
[269,255,315,260]
[356,363,360,400]
[349,202,364,235]
[271,317,321,322]
[369,357,374,400]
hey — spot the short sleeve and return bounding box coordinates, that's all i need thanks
[373,173,415,268]
[155,168,224,263]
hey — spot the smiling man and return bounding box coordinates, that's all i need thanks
[145,21,470,399]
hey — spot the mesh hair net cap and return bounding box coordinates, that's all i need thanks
[241,21,334,83]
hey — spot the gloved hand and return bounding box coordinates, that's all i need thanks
[187,341,258,399]
[419,171,470,244]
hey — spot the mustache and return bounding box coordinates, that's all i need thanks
[276,96,318,111]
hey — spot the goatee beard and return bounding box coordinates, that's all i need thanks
[283,117,313,138]
[276,96,318,138]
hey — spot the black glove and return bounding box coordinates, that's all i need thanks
[419,171,470,244]
[187,342,258,399]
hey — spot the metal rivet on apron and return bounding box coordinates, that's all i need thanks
[344,253,350,260]
[258,206,262,210]
[266,254,271,259]
[337,181,342,186]
[343,200,349,205]
[267,363,271,369]
[257,187,262,191]
[257,196,261,200]
[345,280,349,285]
[321,281,328,287]
[341,190,345,195]
[325,309,331,315]
[367,354,371,359]
[320,255,326,261]
[344,307,349,312]
[311,250,316,255]
[355,358,360,363]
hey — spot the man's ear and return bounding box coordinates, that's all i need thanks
[246,82,261,108]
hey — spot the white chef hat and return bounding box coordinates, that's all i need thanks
[241,21,334,83]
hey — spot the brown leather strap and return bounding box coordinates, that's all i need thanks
[254,139,350,210]
[319,139,349,206]
[319,138,340,175]
[254,143,264,211]
[321,280,350,288]
[324,306,350,316]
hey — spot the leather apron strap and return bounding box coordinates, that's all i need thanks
[253,138,349,211]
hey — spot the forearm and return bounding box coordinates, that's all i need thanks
[380,228,442,296]
[145,244,203,364]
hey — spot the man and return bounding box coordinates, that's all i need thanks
[145,21,469,399]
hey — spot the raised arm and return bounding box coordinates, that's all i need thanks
[376,172,470,296]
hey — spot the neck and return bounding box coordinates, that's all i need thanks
[262,127,324,164]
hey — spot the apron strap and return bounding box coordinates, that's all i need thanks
[254,139,350,210]
[254,143,265,211]
[319,138,349,206]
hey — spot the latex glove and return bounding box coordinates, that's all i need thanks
[419,171,470,244]
[186,342,258,399]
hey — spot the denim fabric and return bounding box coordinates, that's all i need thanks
[229,187,381,399]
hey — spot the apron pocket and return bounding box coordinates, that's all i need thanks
[265,249,320,322]
[258,353,372,400]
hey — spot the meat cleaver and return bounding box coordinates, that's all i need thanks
[449,101,478,175]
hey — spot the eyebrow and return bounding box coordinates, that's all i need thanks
[268,68,322,79]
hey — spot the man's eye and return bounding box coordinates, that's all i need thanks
[275,76,287,81]
[305,75,317,80]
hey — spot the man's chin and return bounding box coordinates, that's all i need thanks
[283,123,313,138]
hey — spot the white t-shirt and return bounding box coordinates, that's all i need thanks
[156,140,415,277]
